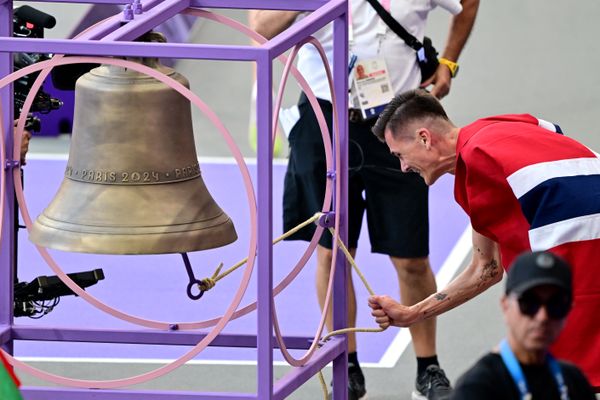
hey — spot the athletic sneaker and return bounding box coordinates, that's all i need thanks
[412,365,452,400]
[328,364,367,400]
[347,364,367,400]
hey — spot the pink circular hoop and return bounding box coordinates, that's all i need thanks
[269,37,342,366]
[5,55,258,329]
[0,55,258,388]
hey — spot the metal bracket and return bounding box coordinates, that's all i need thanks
[4,159,20,171]
[122,4,134,21]
[132,0,143,14]
[318,212,336,228]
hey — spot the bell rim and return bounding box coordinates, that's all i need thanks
[29,217,238,255]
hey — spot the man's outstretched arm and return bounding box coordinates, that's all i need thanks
[369,229,502,328]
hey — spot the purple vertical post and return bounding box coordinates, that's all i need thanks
[0,0,15,353]
[255,48,274,399]
[331,5,349,400]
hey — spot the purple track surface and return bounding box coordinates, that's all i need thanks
[13,158,468,364]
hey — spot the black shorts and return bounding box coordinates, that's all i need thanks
[282,94,429,258]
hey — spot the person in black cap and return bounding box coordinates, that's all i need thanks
[450,251,595,399]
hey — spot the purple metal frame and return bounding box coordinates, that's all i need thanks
[0,0,349,399]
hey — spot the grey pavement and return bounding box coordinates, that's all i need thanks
[15,0,600,399]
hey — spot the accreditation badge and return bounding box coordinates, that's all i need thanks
[349,57,394,120]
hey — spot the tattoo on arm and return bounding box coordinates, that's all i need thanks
[434,293,448,301]
[477,259,499,287]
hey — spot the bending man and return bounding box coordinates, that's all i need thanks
[368,89,600,386]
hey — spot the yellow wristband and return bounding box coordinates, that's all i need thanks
[439,58,459,78]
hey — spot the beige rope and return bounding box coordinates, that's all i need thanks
[316,225,385,398]
[318,369,329,400]
[197,212,322,292]
[318,226,384,339]
[328,227,376,296]
[198,262,223,291]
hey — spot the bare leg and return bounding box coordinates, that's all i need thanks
[391,256,437,357]
[315,244,358,352]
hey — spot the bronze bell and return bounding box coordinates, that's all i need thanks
[29,38,237,255]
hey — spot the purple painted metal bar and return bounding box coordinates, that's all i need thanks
[0,37,260,61]
[0,0,15,355]
[21,387,256,399]
[0,325,10,346]
[262,0,346,58]
[190,0,326,10]
[22,0,133,4]
[76,0,167,40]
[331,9,349,400]
[12,326,313,349]
[101,0,191,42]
[272,337,345,400]
[256,47,274,399]
[26,0,327,8]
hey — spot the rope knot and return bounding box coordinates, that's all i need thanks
[198,278,216,291]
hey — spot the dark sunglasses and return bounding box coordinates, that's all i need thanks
[516,291,571,320]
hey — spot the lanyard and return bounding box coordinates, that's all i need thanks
[499,339,569,400]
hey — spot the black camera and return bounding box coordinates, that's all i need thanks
[13,5,63,132]
[14,269,105,318]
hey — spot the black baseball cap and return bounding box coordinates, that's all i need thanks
[505,251,572,297]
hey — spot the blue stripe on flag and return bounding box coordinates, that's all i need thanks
[519,174,600,229]
[537,118,564,135]
[554,123,563,134]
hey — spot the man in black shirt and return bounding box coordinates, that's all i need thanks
[451,251,596,399]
